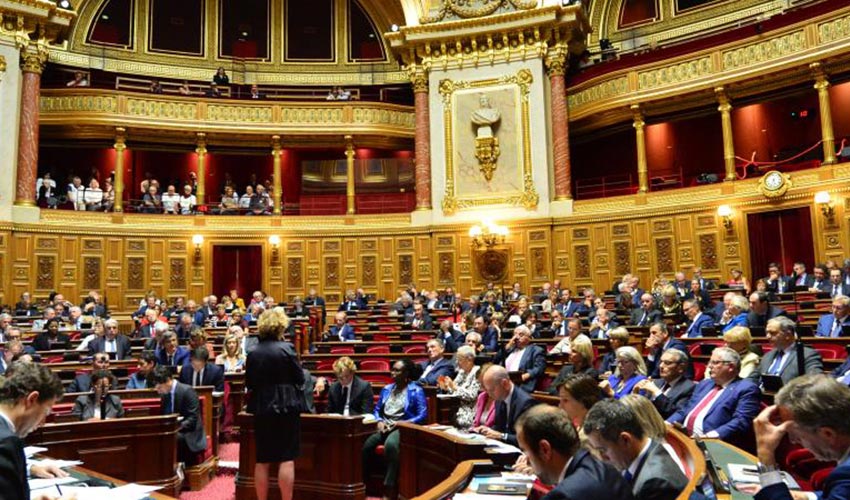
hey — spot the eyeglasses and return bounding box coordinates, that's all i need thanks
[708,359,733,366]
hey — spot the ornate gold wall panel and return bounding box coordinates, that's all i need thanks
[2,164,848,310]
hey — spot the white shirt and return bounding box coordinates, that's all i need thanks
[688,381,730,437]
[239,194,252,208]
[626,439,653,479]
[161,193,181,213]
[179,195,196,214]
[505,347,526,372]
[76,333,97,352]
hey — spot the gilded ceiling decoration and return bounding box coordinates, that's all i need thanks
[420,0,538,24]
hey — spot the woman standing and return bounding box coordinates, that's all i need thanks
[246,307,305,500]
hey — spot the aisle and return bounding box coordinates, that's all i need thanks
[179,442,239,500]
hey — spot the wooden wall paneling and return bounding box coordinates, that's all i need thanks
[416,235,432,291]
[379,237,395,300]
[631,221,653,286]
[36,253,57,294]
[552,227,570,286]
[0,231,6,305]
[592,224,611,291]
[11,234,31,300]
[527,228,550,290]
[675,216,695,274]
[343,238,357,292]
[359,239,378,296]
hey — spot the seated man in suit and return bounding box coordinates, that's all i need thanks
[764,263,791,295]
[149,365,207,466]
[752,375,850,500]
[589,308,618,339]
[471,315,499,352]
[88,318,132,360]
[435,319,464,353]
[643,322,688,378]
[71,369,124,421]
[748,316,823,387]
[127,351,157,390]
[418,338,455,386]
[155,331,191,369]
[630,293,663,327]
[174,313,195,341]
[0,362,69,500]
[556,289,582,318]
[747,292,789,329]
[326,311,355,342]
[713,292,737,325]
[682,299,713,338]
[32,318,70,351]
[409,302,433,331]
[472,365,538,445]
[809,264,829,293]
[495,325,546,393]
[516,404,634,500]
[828,269,850,298]
[668,346,760,441]
[178,347,225,392]
[686,279,713,312]
[323,356,374,416]
[816,295,850,337]
[584,399,687,500]
[68,352,112,393]
[634,348,695,419]
[338,290,361,312]
[790,261,814,289]
[304,287,327,318]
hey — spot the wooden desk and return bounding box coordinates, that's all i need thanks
[63,462,177,499]
[705,438,758,500]
[235,413,376,500]
[27,415,182,497]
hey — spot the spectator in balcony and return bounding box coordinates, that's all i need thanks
[179,184,196,215]
[249,84,265,100]
[219,185,239,214]
[178,81,192,95]
[149,79,163,94]
[83,178,103,211]
[67,70,89,87]
[37,172,56,207]
[141,184,162,213]
[213,67,229,86]
[67,175,83,210]
[161,184,180,214]
[326,86,339,100]
[239,185,253,210]
[248,184,271,215]
[102,178,114,212]
[206,82,222,98]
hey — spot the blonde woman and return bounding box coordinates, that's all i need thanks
[601,345,648,400]
[722,326,759,379]
[619,394,687,474]
[216,333,246,373]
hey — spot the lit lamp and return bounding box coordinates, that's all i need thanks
[269,235,281,263]
[192,235,204,263]
[717,205,733,229]
[469,220,509,249]
[815,191,834,219]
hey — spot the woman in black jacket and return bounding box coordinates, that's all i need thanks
[246,307,304,500]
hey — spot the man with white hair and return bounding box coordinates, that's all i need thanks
[0,314,11,342]
[67,306,84,330]
[89,319,132,360]
[495,325,546,392]
[748,316,822,386]
[722,294,751,333]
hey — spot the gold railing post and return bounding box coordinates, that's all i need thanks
[195,133,207,207]
[345,135,355,215]
[113,127,126,212]
[811,63,837,166]
[716,87,737,181]
[631,105,648,193]
[271,135,282,215]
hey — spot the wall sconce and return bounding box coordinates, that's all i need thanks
[815,191,834,219]
[717,205,733,229]
[269,235,280,263]
[192,235,204,263]
[469,220,509,249]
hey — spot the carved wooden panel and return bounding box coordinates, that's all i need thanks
[437,236,454,247]
[438,252,454,284]
[574,245,590,279]
[531,248,547,279]
[36,238,57,250]
[573,228,588,239]
[287,241,303,252]
[127,240,145,252]
[288,257,303,288]
[83,239,102,251]
[325,257,340,288]
[399,255,413,285]
[614,241,631,275]
[169,241,187,252]
[323,240,340,252]
[653,220,672,232]
[83,257,101,290]
[37,255,55,290]
[361,256,376,286]
[127,258,145,290]
[398,239,414,250]
[170,258,186,289]
[699,234,718,270]
[612,224,629,236]
[360,240,377,251]
[529,231,546,242]
[655,238,674,273]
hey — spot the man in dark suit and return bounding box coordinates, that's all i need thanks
[436,319,464,353]
[693,267,715,291]
[682,299,714,338]
[88,318,132,360]
[634,348,695,419]
[828,269,850,298]
[749,317,823,387]
[178,347,225,392]
[149,365,207,465]
[354,288,369,310]
[472,315,499,352]
[409,302,433,330]
[155,331,191,368]
[809,264,830,293]
[685,279,713,311]
[630,293,663,327]
[327,311,355,341]
[584,400,687,500]
[473,365,539,446]
[764,263,791,295]
[68,353,112,393]
[747,292,789,329]
[643,322,688,378]
[790,261,814,289]
[304,288,327,319]
[495,325,546,393]
[174,313,196,341]
[668,347,760,441]
[325,356,374,416]
[32,318,70,351]
[338,290,361,312]
[816,295,850,337]
[556,289,582,318]
[0,363,69,500]
[516,405,634,500]
[418,338,455,386]
[589,308,618,339]
[753,375,850,500]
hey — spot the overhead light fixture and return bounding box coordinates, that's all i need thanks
[815,191,834,219]
[59,0,71,8]
[469,220,508,249]
[192,235,204,263]
[390,24,399,32]
[269,235,280,263]
[717,205,733,229]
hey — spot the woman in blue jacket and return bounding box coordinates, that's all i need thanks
[362,358,427,499]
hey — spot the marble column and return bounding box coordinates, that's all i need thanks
[715,87,736,181]
[15,51,47,206]
[811,63,838,166]
[546,52,572,200]
[345,135,355,215]
[411,67,432,210]
[631,105,648,193]
[195,133,207,207]
[113,127,127,212]
[271,135,282,215]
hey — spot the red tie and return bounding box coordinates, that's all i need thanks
[685,385,722,433]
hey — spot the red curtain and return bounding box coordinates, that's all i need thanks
[212,246,264,299]
[747,207,815,277]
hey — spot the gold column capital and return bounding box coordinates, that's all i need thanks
[113,127,127,150]
[630,104,644,129]
[195,132,207,154]
[407,65,428,93]
[544,43,568,77]
[19,38,49,74]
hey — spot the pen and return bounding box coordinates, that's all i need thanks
[56,484,63,496]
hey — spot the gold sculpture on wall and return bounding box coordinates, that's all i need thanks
[472,93,501,181]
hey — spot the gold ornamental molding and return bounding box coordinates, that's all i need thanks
[0,0,75,47]
[0,54,6,79]
[39,89,415,139]
[420,0,537,24]
[568,4,850,127]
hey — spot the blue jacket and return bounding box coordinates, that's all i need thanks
[418,358,455,386]
[542,449,634,500]
[481,327,499,352]
[374,383,428,424]
[722,312,750,333]
[607,374,647,400]
[755,456,850,500]
[156,346,191,368]
[667,377,760,440]
[684,313,714,338]
[329,324,356,341]
[817,314,850,337]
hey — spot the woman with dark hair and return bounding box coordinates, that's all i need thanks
[362,358,427,500]
[71,369,124,421]
[32,318,70,351]
[246,307,305,500]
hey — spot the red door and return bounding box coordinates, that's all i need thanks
[747,207,815,278]
[212,245,263,299]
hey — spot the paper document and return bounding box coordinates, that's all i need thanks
[110,482,163,497]
[727,463,801,489]
[24,446,48,458]
[29,458,84,468]
[28,476,78,490]
[31,486,111,500]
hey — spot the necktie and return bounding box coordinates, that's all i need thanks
[685,385,722,433]
[797,275,805,286]
[768,352,784,375]
[659,381,668,395]
[168,355,174,366]
[623,469,633,484]
[342,386,350,415]
[833,321,843,338]
[834,285,840,298]
[639,312,647,326]
[194,371,200,387]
